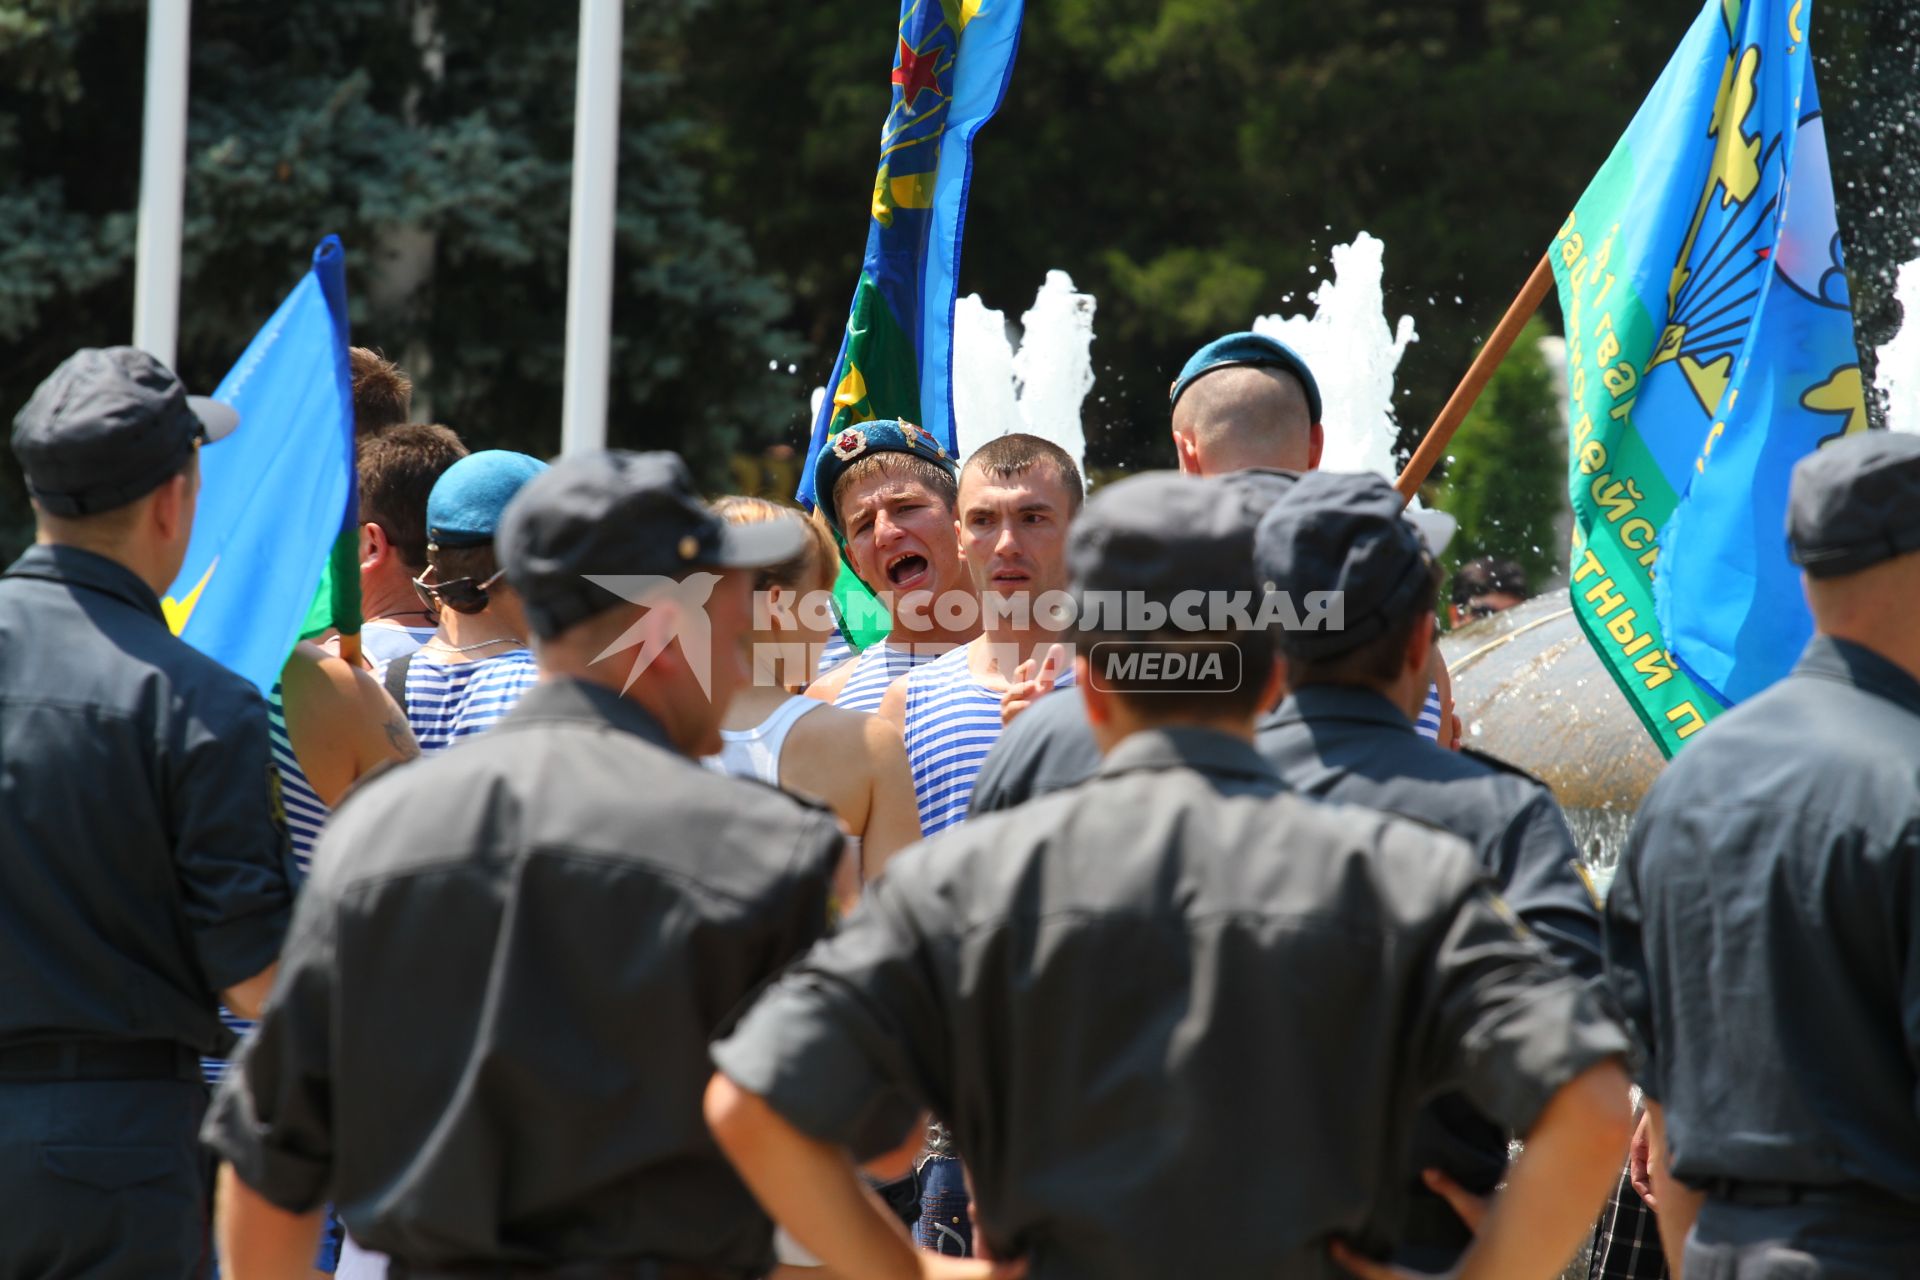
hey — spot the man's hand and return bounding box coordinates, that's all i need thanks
[1422,1168,1489,1234]
[1000,644,1065,727]
[1628,1111,1657,1210]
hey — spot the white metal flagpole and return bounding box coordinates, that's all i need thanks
[560,0,624,456]
[132,0,192,369]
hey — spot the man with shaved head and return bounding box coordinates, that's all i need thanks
[1169,333,1325,475]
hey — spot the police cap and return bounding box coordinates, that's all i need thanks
[499,449,806,638]
[1253,469,1433,658]
[1068,471,1266,636]
[11,346,238,516]
[1786,431,1920,578]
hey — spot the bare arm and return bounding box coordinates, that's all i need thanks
[806,656,859,704]
[220,962,278,1022]
[215,1163,324,1280]
[875,672,910,732]
[1335,1059,1634,1280]
[1646,1099,1704,1277]
[705,1074,1016,1280]
[859,718,922,879]
[281,643,417,808]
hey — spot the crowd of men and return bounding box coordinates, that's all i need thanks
[1,332,1916,1280]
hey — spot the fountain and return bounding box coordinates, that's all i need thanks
[1880,256,1920,435]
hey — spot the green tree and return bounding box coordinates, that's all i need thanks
[1435,319,1565,595]
[0,0,796,558]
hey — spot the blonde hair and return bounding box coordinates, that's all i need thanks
[710,495,838,593]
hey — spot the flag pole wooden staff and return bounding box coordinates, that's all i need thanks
[1393,253,1556,505]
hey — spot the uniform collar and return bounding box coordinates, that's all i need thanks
[1795,634,1920,720]
[1260,683,1414,735]
[495,676,679,751]
[1095,726,1280,786]
[1,543,165,622]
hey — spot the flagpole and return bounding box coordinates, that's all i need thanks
[560,0,623,456]
[1393,254,1555,504]
[132,0,192,369]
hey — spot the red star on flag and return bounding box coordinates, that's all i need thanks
[891,36,942,107]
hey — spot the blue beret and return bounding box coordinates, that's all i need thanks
[428,450,550,548]
[1169,332,1323,426]
[1253,470,1432,658]
[811,418,957,533]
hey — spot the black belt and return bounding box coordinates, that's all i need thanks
[0,1040,202,1084]
[389,1263,746,1280]
[1704,1179,1915,1210]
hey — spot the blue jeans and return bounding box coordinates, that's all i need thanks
[915,1153,973,1256]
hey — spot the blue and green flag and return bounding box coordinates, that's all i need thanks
[163,237,358,693]
[1550,0,1866,757]
[797,0,1025,650]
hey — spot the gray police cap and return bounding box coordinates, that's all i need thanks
[1787,431,1920,579]
[1068,471,1267,636]
[1253,469,1433,658]
[11,346,238,516]
[498,449,806,639]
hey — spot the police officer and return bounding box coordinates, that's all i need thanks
[1255,470,1604,1268]
[0,347,295,1278]
[706,471,1633,1278]
[1605,431,1920,1277]
[205,451,845,1278]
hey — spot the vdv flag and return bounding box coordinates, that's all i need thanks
[163,237,357,694]
[1549,0,1866,758]
[797,0,1025,649]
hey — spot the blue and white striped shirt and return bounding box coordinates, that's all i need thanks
[835,641,942,715]
[400,650,539,754]
[816,632,855,678]
[903,645,1073,836]
[1415,684,1444,741]
[206,683,326,1087]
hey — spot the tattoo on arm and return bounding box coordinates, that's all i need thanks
[383,711,420,761]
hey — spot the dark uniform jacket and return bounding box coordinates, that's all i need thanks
[715,727,1626,1277]
[968,685,1101,818]
[0,545,295,1051]
[1606,635,1920,1202]
[1257,683,1604,1263]
[204,678,845,1272]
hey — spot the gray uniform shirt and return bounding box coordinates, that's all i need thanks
[1607,635,1920,1200]
[204,678,845,1271]
[0,545,295,1051]
[715,727,1627,1277]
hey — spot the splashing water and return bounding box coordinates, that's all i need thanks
[1880,256,1920,435]
[952,271,1096,470]
[1253,234,1419,478]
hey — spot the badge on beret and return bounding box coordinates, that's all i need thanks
[831,427,869,462]
[898,420,946,459]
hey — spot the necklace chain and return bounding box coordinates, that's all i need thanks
[425,635,525,654]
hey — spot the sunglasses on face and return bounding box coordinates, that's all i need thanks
[413,567,506,615]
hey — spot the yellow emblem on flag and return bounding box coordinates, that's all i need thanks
[162,558,218,635]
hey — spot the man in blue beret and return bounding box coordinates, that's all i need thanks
[1169,330,1325,476]
[805,419,981,714]
[385,449,548,751]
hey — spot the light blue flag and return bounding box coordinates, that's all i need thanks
[163,237,355,694]
[1549,0,1866,755]
[1653,8,1867,706]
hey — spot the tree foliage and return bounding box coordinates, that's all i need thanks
[1,0,1914,560]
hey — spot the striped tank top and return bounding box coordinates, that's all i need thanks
[399,649,539,754]
[816,631,855,678]
[205,683,327,1086]
[835,641,941,715]
[903,645,1073,836]
[1415,683,1444,740]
